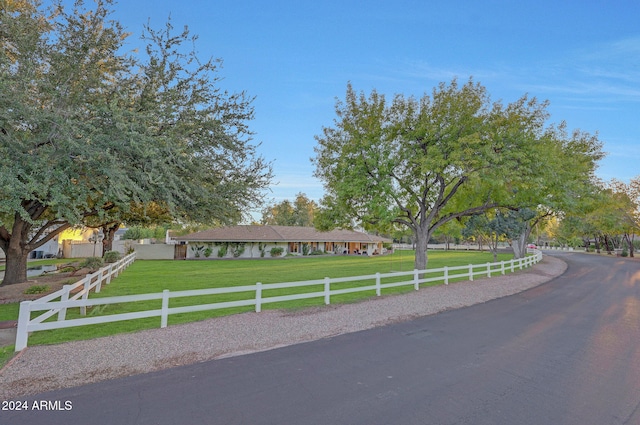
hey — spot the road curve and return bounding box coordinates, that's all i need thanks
[3,252,640,425]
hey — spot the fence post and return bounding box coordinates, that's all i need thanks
[413,269,419,290]
[375,273,381,296]
[95,270,104,294]
[106,263,114,285]
[58,285,70,321]
[15,301,32,351]
[444,266,449,285]
[501,261,505,275]
[255,282,262,313]
[511,260,515,273]
[80,274,91,316]
[469,264,473,282]
[487,263,491,278]
[324,277,331,305]
[161,289,170,328]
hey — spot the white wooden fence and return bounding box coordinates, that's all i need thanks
[14,251,542,351]
[14,252,136,350]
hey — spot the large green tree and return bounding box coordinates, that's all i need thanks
[313,78,601,270]
[261,192,318,226]
[608,178,640,256]
[503,124,604,258]
[553,183,614,253]
[0,0,272,284]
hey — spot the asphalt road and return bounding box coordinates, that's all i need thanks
[3,252,639,425]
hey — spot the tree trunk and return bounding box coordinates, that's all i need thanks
[101,222,120,253]
[512,234,524,259]
[604,235,613,254]
[1,246,29,285]
[0,216,32,285]
[624,233,635,257]
[512,225,530,259]
[490,234,498,262]
[1,209,71,285]
[414,231,429,271]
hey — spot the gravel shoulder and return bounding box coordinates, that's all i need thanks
[0,255,567,399]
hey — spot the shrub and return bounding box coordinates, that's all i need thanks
[270,247,284,257]
[103,251,121,263]
[621,249,629,257]
[232,243,245,258]
[217,244,228,258]
[24,285,49,295]
[310,250,325,255]
[190,244,204,258]
[203,247,213,258]
[122,226,154,240]
[81,257,104,271]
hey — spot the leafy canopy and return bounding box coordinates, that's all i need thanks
[313,78,602,269]
[0,0,272,232]
[0,0,272,284]
[261,193,318,227]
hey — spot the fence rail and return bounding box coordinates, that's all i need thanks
[15,252,136,350]
[15,251,542,351]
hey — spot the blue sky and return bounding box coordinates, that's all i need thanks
[104,0,639,211]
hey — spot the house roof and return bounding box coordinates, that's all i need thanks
[176,225,391,243]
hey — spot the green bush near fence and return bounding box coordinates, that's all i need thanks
[81,257,104,271]
[13,250,520,347]
[103,251,121,263]
[23,285,50,295]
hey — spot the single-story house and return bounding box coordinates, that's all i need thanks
[174,225,392,259]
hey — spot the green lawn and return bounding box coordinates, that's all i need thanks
[5,250,517,347]
[0,345,15,367]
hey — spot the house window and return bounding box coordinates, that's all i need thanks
[288,242,299,253]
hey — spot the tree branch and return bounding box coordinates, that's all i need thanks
[431,201,499,234]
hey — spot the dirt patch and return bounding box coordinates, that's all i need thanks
[0,267,93,304]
